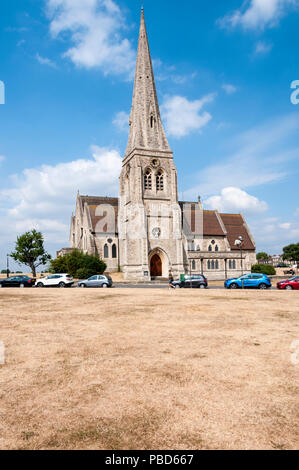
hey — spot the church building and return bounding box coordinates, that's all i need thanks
[65,9,256,280]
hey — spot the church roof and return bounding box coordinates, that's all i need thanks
[125,9,171,157]
[220,214,255,251]
[78,195,254,250]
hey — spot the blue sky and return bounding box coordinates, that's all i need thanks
[0,0,299,270]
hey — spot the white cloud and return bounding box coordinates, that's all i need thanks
[205,187,268,214]
[279,222,291,229]
[0,146,122,253]
[161,94,215,138]
[113,111,129,132]
[222,84,237,94]
[255,40,273,54]
[46,0,135,77]
[218,0,298,31]
[36,53,57,68]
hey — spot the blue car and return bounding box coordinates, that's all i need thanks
[225,274,272,290]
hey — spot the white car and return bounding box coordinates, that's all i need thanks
[36,274,74,288]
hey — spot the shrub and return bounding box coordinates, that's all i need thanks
[49,249,106,278]
[75,268,94,279]
[251,264,276,276]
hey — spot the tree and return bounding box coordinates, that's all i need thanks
[256,252,269,263]
[10,230,51,277]
[252,264,276,275]
[283,243,299,267]
[50,249,106,279]
[1,269,10,274]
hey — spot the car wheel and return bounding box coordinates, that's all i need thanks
[259,283,267,290]
[37,282,44,288]
[102,284,108,288]
[59,282,66,288]
[0,284,3,288]
[175,284,181,289]
[285,285,293,290]
[80,284,86,288]
[229,283,238,289]
[200,284,205,289]
[20,284,25,288]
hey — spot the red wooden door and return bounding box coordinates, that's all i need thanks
[150,254,162,277]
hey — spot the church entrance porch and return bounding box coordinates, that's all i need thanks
[150,254,162,277]
[149,248,170,279]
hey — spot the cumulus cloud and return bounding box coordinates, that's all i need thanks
[113,111,129,132]
[46,0,135,77]
[161,94,215,138]
[218,0,298,31]
[222,84,237,95]
[0,146,122,253]
[205,187,268,214]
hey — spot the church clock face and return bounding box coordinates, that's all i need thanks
[152,227,161,239]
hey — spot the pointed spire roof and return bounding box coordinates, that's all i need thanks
[125,9,171,157]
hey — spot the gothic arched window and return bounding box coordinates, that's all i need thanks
[208,245,212,252]
[207,260,211,270]
[192,260,196,270]
[104,244,109,259]
[144,170,152,190]
[156,170,164,191]
[112,244,117,259]
[215,245,219,252]
[150,115,154,128]
[216,260,219,270]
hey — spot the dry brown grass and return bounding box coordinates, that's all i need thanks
[0,288,298,450]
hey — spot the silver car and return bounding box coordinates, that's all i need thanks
[78,275,113,288]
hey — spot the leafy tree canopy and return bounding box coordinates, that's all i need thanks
[283,243,299,266]
[50,249,106,279]
[10,230,51,278]
[256,252,269,261]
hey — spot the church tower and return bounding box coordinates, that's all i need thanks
[119,8,185,280]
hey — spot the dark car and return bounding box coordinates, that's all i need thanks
[171,274,208,289]
[277,277,299,290]
[0,275,36,288]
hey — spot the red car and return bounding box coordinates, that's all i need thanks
[277,277,299,290]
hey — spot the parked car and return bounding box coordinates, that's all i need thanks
[171,274,208,289]
[225,274,271,289]
[277,277,299,290]
[0,275,35,288]
[36,274,74,288]
[78,275,113,288]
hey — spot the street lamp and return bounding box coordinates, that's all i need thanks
[234,236,244,276]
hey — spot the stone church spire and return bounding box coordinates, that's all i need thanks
[125,8,171,157]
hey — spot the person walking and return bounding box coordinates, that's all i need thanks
[168,271,174,290]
